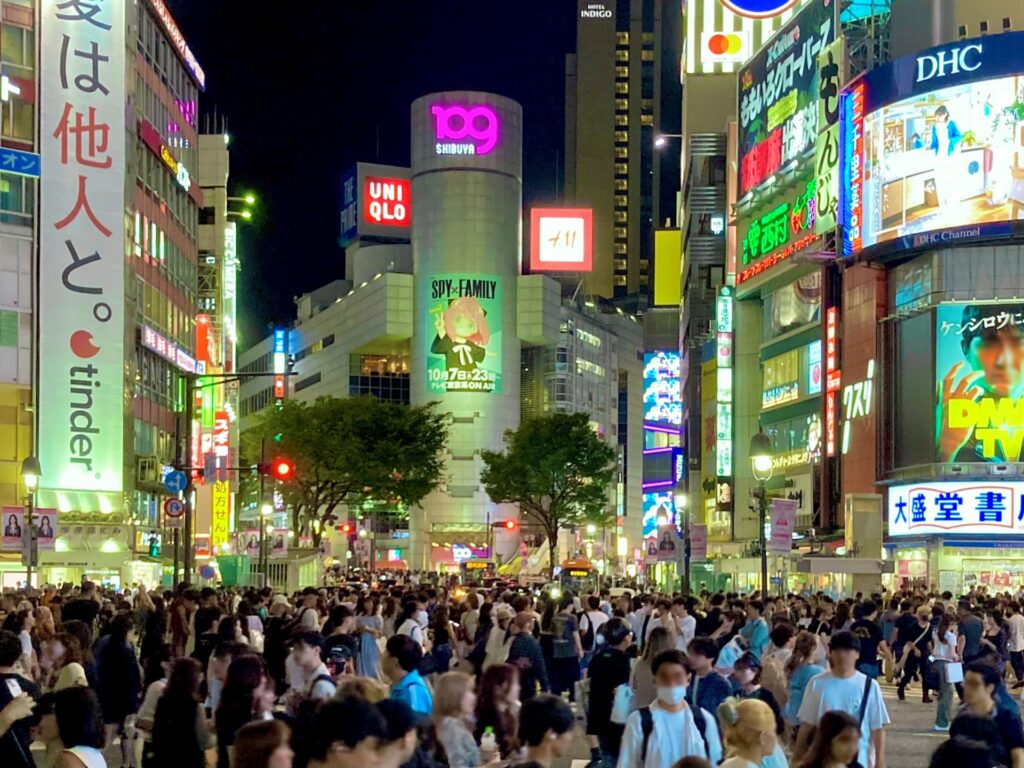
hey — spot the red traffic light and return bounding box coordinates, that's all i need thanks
[272,458,294,480]
[340,522,353,534]
[503,519,517,531]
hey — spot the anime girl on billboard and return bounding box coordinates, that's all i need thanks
[431,296,491,372]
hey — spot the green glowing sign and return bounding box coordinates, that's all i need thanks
[739,176,817,266]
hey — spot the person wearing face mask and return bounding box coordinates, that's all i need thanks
[395,602,426,650]
[616,650,722,768]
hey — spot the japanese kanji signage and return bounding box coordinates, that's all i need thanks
[211,481,230,549]
[529,208,593,272]
[40,0,126,494]
[889,482,1024,536]
[735,172,819,285]
[936,303,1024,463]
[814,38,843,236]
[737,0,835,195]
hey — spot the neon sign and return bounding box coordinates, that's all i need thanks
[364,177,410,227]
[146,0,206,90]
[716,287,734,477]
[431,104,500,156]
[719,0,799,19]
[825,307,840,457]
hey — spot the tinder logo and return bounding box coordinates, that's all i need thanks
[70,329,100,359]
[431,104,499,156]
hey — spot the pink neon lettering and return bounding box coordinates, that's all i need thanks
[431,104,499,154]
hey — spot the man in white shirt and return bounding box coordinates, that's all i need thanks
[617,649,722,768]
[797,631,890,768]
[288,631,337,711]
[671,598,697,652]
[579,596,610,667]
[1007,602,1024,688]
[298,588,321,631]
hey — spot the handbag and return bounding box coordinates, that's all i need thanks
[610,683,634,724]
[944,661,964,684]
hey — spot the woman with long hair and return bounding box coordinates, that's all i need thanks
[782,631,824,733]
[147,658,210,768]
[381,596,398,639]
[54,687,107,768]
[355,595,382,679]
[35,606,57,645]
[430,606,456,675]
[732,653,784,736]
[717,698,777,768]
[433,671,485,768]
[980,609,1008,674]
[548,594,582,701]
[932,612,959,732]
[2,609,38,680]
[630,626,675,709]
[216,655,276,768]
[474,663,520,758]
[46,633,88,691]
[234,720,293,768]
[58,620,95,686]
[793,710,862,768]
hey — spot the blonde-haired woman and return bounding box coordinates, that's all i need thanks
[433,672,493,768]
[717,698,783,768]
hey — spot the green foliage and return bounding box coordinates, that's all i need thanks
[481,412,617,577]
[241,396,448,543]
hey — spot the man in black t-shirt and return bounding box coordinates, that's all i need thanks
[850,601,892,680]
[60,581,100,628]
[892,600,919,663]
[0,630,38,768]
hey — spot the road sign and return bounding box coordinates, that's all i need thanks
[164,470,188,494]
[166,516,183,528]
[164,498,185,519]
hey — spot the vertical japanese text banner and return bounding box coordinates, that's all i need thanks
[814,39,844,235]
[40,0,127,493]
[769,498,799,554]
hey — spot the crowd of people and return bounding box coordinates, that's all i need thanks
[0,579,1021,768]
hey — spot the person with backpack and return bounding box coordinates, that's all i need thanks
[585,618,633,768]
[287,632,336,711]
[506,612,548,701]
[795,631,890,768]
[616,649,722,768]
[548,595,583,701]
[579,596,610,670]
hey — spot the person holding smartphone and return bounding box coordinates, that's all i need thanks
[0,629,39,768]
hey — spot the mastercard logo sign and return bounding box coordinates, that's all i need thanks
[700,30,751,63]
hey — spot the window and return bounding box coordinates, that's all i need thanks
[616,49,629,62]
[614,163,628,176]
[615,147,628,160]
[616,32,629,45]
[0,174,33,226]
[0,310,17,347]
[614,259,628,271]
[295,372,321,392]
[615,226,627,239]
[614,210,627,223]
[641,114,653,126]
[615,81,629,95]
[614,179,628,192]
[199,207,215,225]
[641,49,654,61]
[614,275,628,286]
[616,114,629,127]
[615,130,628,144]
[616,65,629,79]
[614,242,628,254]
[615,98,628,112]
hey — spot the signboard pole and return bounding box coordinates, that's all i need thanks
[182,375,195,583]
[173,527,180,587]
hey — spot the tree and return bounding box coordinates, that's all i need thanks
[241,396,448,546]
[481,412,617,578]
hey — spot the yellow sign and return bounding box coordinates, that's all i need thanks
[653,230,682,307]
[211,481,231,548]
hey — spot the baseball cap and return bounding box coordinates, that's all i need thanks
[829,630,861,652]
[295,631,325,650]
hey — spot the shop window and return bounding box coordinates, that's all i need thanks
[762,349,801,409]
[615,130,628,144]
[615,179,628,192]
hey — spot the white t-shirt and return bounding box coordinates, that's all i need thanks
[798,670,890,768]
[933,630,958,661]
[580,610,609,650]
[675,615,697,652]
[616,701,722,768]
[299,607,320,631]
[397,619,424,647]
[1007,614,1024,653]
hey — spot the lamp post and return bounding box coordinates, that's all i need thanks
[653,133,682,148]
[259,502,272,588]
[21,456,40,586]
[674,489,690,595]
[750,430,773,599]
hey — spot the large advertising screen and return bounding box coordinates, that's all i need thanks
[936,303,1024,463]
[842,31,1024,257]
[426,274,502,394]
[643,351,682,426]
[737,0,835,196]
[889,481,1024,537]
[642,490,675,538]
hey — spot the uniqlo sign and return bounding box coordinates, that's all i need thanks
[363,176,410,227]
[530,208,593,272]
[39,0,126,494]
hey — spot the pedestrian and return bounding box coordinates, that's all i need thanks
[586,617,634,767]
[509,694,576,768]
[616,650,723,768]
[686,637,734,716]
[305,696,387,768]
[93,613,141,768]
[631,627,675,709]
[375,699,420,768]
[0,629,37,768]
[850,601,892,680]
[474,664,520,759]
[355,596,383,679]
[792,711,863,768]
[383,634,433,722]
[233,720,294,768]
[147,657,210,768]
[54,686,106,768]
[215,655,277,768]
[732,653,784,735]
[740,602,769,659]
[716,698,778,768]
[580,596,610,669]
[428,606,456,675]
[506,612,549,700]
[956,601,984,666]
[0,690,35,768]
[671,599,698,653]
[484,606,514,670]
[979,609,1008,673]
[547,595,583,700]
[931,612,959,732]
[896,607,933,703]
[1006,602,1024,689]
[795,631,889,768]
[288,631,336,708]
[433,671,489,768]
[929,736,998,768]
[950,662,1024,768]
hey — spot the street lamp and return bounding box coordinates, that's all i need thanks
[654,133,682,149]
[750,429,773,600]
[21,456,40,585]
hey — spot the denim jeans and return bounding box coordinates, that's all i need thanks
[934,662,953,728]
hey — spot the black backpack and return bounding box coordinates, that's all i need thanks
[638,705,709,763]
[580,611,596,651]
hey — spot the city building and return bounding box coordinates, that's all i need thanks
[13,0,207,586]
[240,91,646,575]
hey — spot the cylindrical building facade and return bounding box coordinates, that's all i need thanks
[409,91,523,569]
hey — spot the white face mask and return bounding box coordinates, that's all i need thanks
[656,685,687,706]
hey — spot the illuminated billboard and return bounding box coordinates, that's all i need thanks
[642,490,675,538]
[736,172,819,284]
[529,208,593,272]
[364,177,410,228]
[721,0,799,18]
[339,163,411,246]
[889,481,1024,537]
[936,303,1024,463]
[643,351,682,426]
[431,103,499,156]
[426,274,502,394]
[737,0,835,196]
[842,32,1024,256]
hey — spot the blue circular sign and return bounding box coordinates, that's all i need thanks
[719,0,799,19]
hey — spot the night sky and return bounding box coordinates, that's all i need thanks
[169,1,576,347]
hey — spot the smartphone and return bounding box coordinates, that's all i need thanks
[5,678,22,698]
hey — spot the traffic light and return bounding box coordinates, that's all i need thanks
[268,456,292,481]
[503,519,517,531]
[339,521,353,535]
